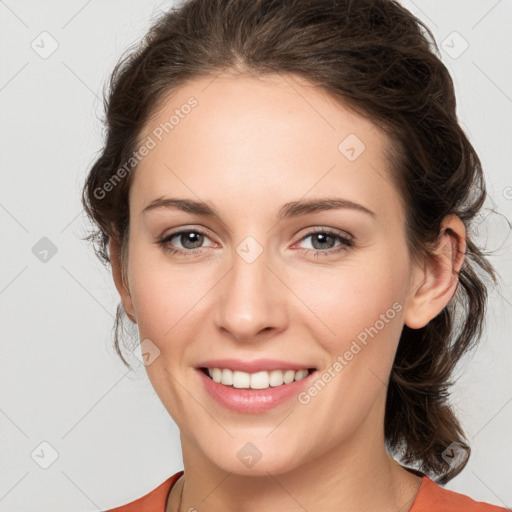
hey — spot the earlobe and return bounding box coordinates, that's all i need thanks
[109,235,137,324]
[403,215,466,330]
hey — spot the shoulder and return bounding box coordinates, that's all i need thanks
[104,470,184,512]
[411,476,509,512]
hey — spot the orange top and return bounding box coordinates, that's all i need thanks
[105,470,509,512]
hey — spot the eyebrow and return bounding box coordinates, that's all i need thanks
[141,196,376,219]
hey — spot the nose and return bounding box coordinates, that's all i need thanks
[214,241,289,343]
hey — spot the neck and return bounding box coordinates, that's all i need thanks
[167,397,422,512]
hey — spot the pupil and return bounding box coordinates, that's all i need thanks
[313,233,333,250]
[183,232,202,249]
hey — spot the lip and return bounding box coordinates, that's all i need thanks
[196,358,316,373]
[196,366,318,414]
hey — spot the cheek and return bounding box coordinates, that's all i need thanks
[291,248,409,374]
[126,245,187,339]
[290,257,408,433]
[297,259,405,333]
[126,248,219,361]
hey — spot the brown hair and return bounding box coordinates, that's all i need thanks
[82,0,498,484]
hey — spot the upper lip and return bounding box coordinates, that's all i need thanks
[197,358,316,373]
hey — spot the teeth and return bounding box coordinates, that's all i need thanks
[220,368,233,386]
[206,368,311,389]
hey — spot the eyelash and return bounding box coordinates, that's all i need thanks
[156,227,354,258]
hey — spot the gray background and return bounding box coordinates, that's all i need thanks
[0,1,511,510]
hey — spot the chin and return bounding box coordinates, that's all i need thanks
[199,439,306,477]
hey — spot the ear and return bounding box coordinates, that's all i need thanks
[403,214,466,330]
[109,235,137,324]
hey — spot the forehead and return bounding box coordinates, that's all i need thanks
[131,72,401,223]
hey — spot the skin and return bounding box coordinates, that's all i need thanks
[109,71,466,512]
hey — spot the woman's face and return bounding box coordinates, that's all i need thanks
[120,72,423,476]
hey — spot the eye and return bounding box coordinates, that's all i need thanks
[156,227,354,258]
[295,228,354,257]
[156,228,216,256]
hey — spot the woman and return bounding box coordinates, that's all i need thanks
[82,0,509,510]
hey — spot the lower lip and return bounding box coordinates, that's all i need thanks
[196,368,317,413]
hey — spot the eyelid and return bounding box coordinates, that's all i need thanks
[161,224,212,238]
[295,226,353,242]
[288,223,350,243]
